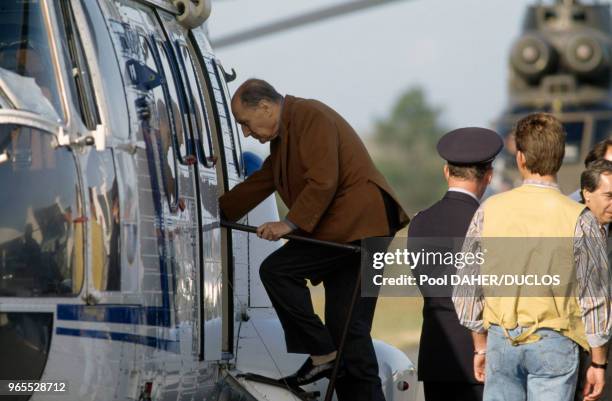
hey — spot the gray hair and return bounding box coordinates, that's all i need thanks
[448,162,492,181]
[235,78,282,108]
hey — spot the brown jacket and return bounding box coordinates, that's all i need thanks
[219,95,409,243]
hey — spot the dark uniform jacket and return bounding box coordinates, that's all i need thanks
[220,95,408,243]
[407,190,480,383]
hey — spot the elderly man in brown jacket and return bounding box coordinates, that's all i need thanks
[220,79,408,401]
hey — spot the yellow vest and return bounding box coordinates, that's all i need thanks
[481,184,588,350]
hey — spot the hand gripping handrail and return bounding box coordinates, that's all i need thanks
[220,221,361,252]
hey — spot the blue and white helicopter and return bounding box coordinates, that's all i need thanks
[0,1,417,400]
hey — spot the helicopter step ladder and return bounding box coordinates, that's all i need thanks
[237,372,320,401]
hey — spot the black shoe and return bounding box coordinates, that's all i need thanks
[280,357,338,387]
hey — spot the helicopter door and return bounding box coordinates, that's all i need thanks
[95,0,202,358]
[190,28,249,357]
[156,11,224,361]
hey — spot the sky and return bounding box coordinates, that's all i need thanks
[207,0,537,155]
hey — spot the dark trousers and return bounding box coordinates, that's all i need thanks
[260,239,388,401]
[424,381,483,401]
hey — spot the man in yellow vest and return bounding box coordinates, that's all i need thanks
[452,113,611,401]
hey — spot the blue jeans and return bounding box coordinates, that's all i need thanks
[483,325,580,401]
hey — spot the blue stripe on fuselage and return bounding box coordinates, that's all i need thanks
[56,304,171,327]
[55,327,179,353]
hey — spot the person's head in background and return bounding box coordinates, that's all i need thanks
[581,159,612,226]
[514,113,565,180]
[437,127,503,200]
[444,163,493,200]
[584,138,612,166]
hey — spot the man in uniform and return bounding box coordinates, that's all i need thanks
[219,78,408,401]
[407,127,503,401]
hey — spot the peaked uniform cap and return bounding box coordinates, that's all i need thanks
[437,127,503,165]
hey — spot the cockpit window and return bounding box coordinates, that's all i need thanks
[0,126,83,297]
[594,119,612,144]
[0,1,64,119]
[563,121,584,164]
[56,0,100,129]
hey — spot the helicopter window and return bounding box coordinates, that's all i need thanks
[78,0,130,139]
[573,11,586,22]
[190,30,242,176]
[154,40,193,166]
[563,121,584,164]
[544,10,557,21]
[178,44,214,167]
[0,125,84,297]
[139,35,179,212]
[85,150,120,292]
[0,0,65,119]
[189,31,241,175]
[216,60,244,176]
[593,120,612,144]
[202,56,241,176]
[56,0,100,130]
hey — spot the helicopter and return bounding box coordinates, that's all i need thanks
[494,0,612,193]
[0,1,417,401]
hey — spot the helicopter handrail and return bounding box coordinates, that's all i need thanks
[220,220,361,252]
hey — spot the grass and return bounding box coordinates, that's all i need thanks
[310,285,423,354]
